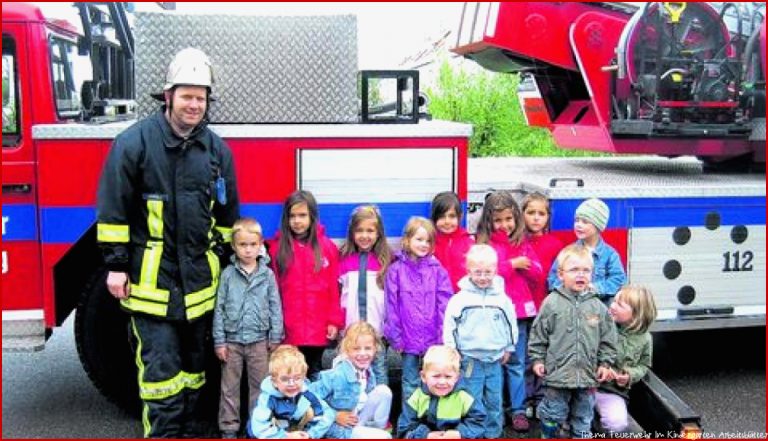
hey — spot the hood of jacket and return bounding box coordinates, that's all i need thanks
[392,249,441,269]
[552,285,599,303]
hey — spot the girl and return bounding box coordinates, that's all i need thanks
[596,285,657,434]
[476,190,543,432]
[311,322,393,439]
[268,190,344,379]
[522,192,564,309]
[431,191,475,293]
[338,205,392,385]
[383,216,453,407]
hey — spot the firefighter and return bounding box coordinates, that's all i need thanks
[96,47,239,438]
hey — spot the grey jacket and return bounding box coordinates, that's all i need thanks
[213,254,284,346]
[528,287,617,389]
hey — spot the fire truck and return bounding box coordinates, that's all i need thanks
[2,1,470,413]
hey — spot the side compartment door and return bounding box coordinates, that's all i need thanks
[2,27,45,350]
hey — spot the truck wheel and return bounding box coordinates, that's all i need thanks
[74,269,141,416]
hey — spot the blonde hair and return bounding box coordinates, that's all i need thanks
[615,285,657,333]
[422,345,461,373]
[269,345,308,378]
[340,321,380,356]
[340,205,392,289]
[522,192,552,233]
[465,244,498,268]
[400,216,436,256]
[232,217,263,241]
[556,244,594,270]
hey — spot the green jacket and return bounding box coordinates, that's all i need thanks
[599,326,652,399]
[528,287,617,389]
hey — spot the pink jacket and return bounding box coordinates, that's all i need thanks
[527,233,565,309]
[434,228,475,293]
[267,225,343,346]
[488,230,543,319]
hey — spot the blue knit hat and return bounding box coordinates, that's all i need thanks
[575,198,609,231]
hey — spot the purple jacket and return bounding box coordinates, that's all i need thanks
[383,251,453,355]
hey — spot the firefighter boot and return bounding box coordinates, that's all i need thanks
[540,420,560,439]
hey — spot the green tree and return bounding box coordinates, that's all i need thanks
[427,61,597,157]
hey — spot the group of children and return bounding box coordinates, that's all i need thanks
[212,188,658,438]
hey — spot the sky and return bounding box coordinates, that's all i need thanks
[141,2,465,69]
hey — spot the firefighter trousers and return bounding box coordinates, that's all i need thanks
[130,314,210,438]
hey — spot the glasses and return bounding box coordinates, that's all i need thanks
[564,268,592,275]
[469,270,495,278]
[275,375,305,385]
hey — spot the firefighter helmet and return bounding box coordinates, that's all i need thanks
[163,48,214,91]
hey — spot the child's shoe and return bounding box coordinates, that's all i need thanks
[540,420,559,439]
[512,413,530,432]
[221,430,238,439]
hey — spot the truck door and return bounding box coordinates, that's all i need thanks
[2,27,45,350]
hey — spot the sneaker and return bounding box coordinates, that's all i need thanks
[221,430,238,439]
[512,413,530,432]
[382,422,394,434]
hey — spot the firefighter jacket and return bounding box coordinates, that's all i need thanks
[97,109,239,321]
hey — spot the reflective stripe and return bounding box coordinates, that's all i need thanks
[184,250,219,320]
[138,370,206,401]
[130,285,170,303]
[186,297,216,321]
[147,200,164,240]
[97,223,130,243]
[122,296,168,317]
[130,318,153,438]
[215,226,233,244]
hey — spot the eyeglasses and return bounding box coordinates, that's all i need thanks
[275,375,305,385]
[564,268,592,275]
[469,270,495,278]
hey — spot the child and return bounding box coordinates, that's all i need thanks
[522,192,564,309]
[311,322,393,439]
[442,244,518,438]
[431,191,475,293]
[213,218,285,438]
[268,190,344,379]
[529,244,617,438]
[396,345,485,439]
[596,285,657,434]
[547,198,626,305]
[383,216,453,407]
[248,345,334,439]
[338,205,392,385]
[475,190,543,431]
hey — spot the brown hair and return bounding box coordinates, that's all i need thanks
[476,190,525,246]
[400,216,436,257]
[430,191,463,224]
[340,205,392,289]
[521,192,552,233]
[276,190,322,275]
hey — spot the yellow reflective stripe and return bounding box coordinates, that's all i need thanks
[130,317,153,438]
[129,285,170,303]
[185,284,216,309]
[186,297,216,320]
[185,371,206,390]
[142,403,151,438]
[138,241,164,293]
[122,296,168,317]
[215,226,233,244]
[97,223,130,243]
[138,371,206,401]
[147,200,164,240]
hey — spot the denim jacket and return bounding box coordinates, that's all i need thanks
[547,238,626,303]
[310,357,377,411]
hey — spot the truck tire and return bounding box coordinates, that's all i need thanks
[74,269,141,416]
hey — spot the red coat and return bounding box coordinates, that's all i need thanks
[527,233,565,309]
[488,230,543,319]
[434,228,475,293]
[267,226,343,346]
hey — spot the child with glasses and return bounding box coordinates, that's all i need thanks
[442,244,518,438]
[529,245,617,438]
[248,345,334,439]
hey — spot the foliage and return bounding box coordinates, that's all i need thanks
[426,61,599,157]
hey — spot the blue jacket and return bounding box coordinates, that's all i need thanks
[548,238,626,302]
[397,383,485,439]
[442,276,518,363]
[213,254,284,346]
[248,377,334,439]
[310,357,378,411]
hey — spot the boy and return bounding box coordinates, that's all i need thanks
[213,218,284,438]
[442,244,518,438]
[397,345,485,439]
[248,345,334,439]
[529,244,618,438]
[547,198,627,304]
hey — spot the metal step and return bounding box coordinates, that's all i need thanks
[2,312,46,352]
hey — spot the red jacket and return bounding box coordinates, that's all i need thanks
[434,228,475,293]
[527,233,565,309]
[267,226,343,346]
[488,230,543,319]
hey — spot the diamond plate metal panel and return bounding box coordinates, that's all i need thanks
[135,12,358,123]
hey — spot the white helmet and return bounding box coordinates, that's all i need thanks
[163,48,214,91]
